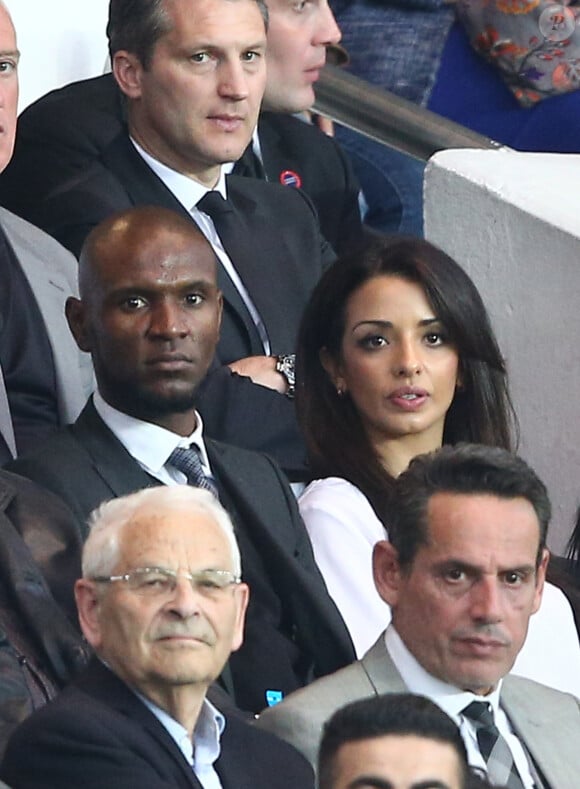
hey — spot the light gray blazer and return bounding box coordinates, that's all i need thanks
[0,207,93,457]
[256,635,580,788]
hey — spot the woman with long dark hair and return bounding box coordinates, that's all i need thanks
[296,235,580,692]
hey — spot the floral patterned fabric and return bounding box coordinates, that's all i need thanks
[457,0,580,105]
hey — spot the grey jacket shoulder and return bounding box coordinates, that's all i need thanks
[255,637,397,766]
[0,206,78,281]
[0,207,94,430]
[501,674,580,786]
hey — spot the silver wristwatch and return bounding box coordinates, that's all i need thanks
[276,354,296,399]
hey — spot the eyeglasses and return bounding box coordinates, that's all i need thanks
[91,567,242,598]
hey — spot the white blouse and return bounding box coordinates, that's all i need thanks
[299,476,580,697]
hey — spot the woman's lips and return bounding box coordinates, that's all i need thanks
[388,386,429,411]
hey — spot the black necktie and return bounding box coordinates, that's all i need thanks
[168,445,218,498]
[197,191,251,266]
[462,701,526,788]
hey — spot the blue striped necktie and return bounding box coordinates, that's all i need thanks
[168,446,218,498]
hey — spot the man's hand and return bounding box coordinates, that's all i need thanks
[227,356,287,393]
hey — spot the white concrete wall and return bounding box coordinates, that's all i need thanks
[6,0,109,112]
[424,148,580,554]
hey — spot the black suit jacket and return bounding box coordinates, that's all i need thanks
[0,73,362,256]
[1,659,315,789]
[7,400,355,712]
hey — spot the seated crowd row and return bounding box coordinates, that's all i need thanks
[0,0,579,788]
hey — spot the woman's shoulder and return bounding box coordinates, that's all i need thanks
[299,476,386,540]
[299,476,372,508]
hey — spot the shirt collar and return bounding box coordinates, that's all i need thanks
[93,390,211,474]
[130,137,227,210]
[385,624,502,724]
[137,692,225,768]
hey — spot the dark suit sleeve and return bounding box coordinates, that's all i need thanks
[27,164,135,258]
[195,364,307,480]
[247,451,356,675]
[289,185,337,270]
[1,701,203,789]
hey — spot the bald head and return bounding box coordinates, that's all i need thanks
[68,207,222,434]
[78,206,215,298]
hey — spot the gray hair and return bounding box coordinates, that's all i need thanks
[82,486,242,578]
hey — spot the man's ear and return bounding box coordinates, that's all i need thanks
[112,50,144,100]
[230,583,250,653]
[75,579,104,650]
[373,540,403,607]
[216,290,223,337]
[320,347,346,395]
[65,296,92,353]
[532,548,550,615]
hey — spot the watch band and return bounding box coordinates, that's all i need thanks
[275,354,296,399]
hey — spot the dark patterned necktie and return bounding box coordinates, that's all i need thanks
[462,701,525,788]
[168,445,218,498]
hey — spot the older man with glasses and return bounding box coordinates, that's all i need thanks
[1,485,314,789]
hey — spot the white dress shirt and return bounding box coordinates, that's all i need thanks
[299,475,580,697]
[385,626,536,788]
[93,391,215,486]
[138,693,225,789]
[131,137,270,354]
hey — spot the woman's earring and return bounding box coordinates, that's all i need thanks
[336,385,346,397]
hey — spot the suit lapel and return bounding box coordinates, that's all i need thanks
[206,439,297,559]
[72,399,160,499]
[78,661,203,788]
[0,366,16,460]
[360,637,408,695]
[257,113,292,188]
[501,676,579,788]
[102,134,191,218]
[225,176,316,354]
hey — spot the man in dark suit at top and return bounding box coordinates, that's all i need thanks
[19,0,343,477]
[0,0,362,258]
[1,484,315,788]
[258,444,580,787]
[8,205,354,715]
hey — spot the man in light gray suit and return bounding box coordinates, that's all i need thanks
[0,1,91,463]
[257,444,580,788]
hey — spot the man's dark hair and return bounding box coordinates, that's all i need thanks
[107,0,171,67]
[389,443,551,569]
[318,693,469,789]
[107,0,269,68]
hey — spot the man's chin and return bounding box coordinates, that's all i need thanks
[132,388,199,420]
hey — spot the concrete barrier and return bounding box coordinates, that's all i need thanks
[425,148,580,553]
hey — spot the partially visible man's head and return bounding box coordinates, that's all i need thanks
[0,1,20,173]
[261,0,341,113]
[67,206,222,436]
[318,693,469,789]
[373,444,551,696]
[107,0,268,184]
[75,486,249,704]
